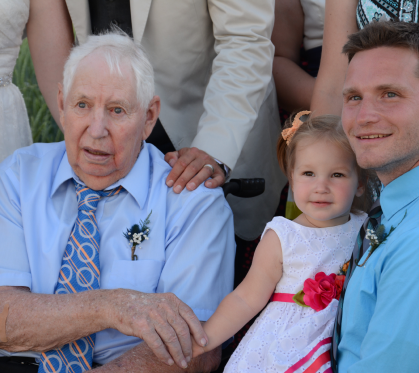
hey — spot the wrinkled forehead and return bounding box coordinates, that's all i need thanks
[67,53,137,100]
[76,51,135,84]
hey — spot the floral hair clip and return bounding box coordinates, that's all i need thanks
[282,110,311,145]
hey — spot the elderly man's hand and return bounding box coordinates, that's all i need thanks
[165,148,226,193]
[191,337,207,359]
[109,290,208,369]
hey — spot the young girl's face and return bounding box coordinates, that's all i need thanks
[291,138,364,226]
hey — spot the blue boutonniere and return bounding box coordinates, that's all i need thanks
[123,211,152,260]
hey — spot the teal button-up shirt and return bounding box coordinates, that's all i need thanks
[338,166,419,372]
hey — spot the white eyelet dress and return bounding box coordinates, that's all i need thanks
[224,213,366,373]
[0,0,32,163]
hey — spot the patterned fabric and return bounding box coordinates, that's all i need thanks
[330,200,382,372]
[38,181,123,373]
[357,0,418,28]
[224,214,365,373]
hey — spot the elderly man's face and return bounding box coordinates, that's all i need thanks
[58,54,160,190]
[342,47,419,185]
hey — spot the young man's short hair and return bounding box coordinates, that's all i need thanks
[343,21,419,65]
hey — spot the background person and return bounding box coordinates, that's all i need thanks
[0,0,73,162]
[310,0,416,116]
[272,0,325,113]
[0,32,235,373]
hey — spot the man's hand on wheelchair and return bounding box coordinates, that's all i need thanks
[165,147,226,193]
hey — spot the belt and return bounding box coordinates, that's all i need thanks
[0,72,13,87]
[0,356,38,365]
[0,356,102,368]
[271,293,296,303]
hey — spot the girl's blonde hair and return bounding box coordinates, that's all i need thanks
[277,113,376,214]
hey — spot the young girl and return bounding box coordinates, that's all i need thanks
[193,112,372,372]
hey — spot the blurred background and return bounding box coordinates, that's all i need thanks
[14,39,63,144]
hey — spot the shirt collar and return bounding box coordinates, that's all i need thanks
[51,142,151,208]
[380,165,419,221]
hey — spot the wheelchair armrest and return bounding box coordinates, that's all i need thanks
[222,178,265,198]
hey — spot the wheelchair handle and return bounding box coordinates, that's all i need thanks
[222,178,265,198]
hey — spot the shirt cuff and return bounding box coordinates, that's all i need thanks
[213,158,231,179]
[0,270,32,290]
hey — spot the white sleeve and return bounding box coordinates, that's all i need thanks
[191,0,275,170]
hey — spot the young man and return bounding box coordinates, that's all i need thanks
[333,21,419,372]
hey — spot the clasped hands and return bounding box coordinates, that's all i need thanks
[110,290,208,369]
[165,147,226,193]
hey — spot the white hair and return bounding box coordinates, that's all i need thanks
[63,30,154,110]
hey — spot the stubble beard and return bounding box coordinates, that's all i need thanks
[357,148,419,185]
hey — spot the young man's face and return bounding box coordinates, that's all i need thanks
[342,46,419,185]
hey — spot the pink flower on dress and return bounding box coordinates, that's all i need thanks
[303,272,339,311]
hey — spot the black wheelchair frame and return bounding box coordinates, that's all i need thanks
[221,178,265,199]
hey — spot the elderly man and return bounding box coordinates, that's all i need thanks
[0,32,235,373]
[66,0,285,247]
[330,21,419,372]
[66,5,285,352]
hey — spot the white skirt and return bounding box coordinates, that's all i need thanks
[224,299,338,373]
[0,83,32,163]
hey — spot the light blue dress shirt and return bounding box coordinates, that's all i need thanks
[338,166,419,372]
[0,142,235,365]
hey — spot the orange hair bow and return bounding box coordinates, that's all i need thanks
[282,110,311,145]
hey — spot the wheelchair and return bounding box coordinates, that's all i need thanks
[221,178,265,199]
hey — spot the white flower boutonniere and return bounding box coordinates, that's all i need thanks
[356,211,406,267]
[123,211,152,261]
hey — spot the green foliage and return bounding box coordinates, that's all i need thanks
[293,290,309,308]
[12,39,63,143]
[375,225,386,243]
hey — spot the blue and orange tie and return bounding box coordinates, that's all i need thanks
[39,181,123,373]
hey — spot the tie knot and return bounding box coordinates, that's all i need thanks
[73,181,123,211]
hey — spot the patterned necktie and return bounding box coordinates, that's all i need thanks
[330,199,382,372]
[39,181,123,373]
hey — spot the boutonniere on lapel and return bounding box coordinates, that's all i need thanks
[123,211,152,261]
[356,211,406,267]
